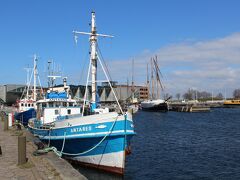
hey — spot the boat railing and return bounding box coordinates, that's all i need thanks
[32,118,55,129]
[56,113,82,121]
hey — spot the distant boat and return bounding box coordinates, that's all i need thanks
[223,100,240,107]
[15,103,36,126]
[141,56,169,112]
[28,12,135,175]
[141,99,168,112]
[15,55,39,126]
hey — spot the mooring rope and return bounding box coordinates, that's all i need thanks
[48,114,121,157]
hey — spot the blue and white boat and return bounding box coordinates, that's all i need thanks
[15,55,39,126]
[28,12,135,175]
[15,102,36,126]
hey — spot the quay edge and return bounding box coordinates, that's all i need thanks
[0,110,87,180]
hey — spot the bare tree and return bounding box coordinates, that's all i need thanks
[233,89,240,99]
[216,93,223,99]
[182,89,212,100]
[198,91,211,99]
[183,89,194,100]
[176,93,181,100]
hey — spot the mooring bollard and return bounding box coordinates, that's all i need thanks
[0,145,2,156]
[8,113,13,127]
[4,115,8,131]
[18,136,27,165]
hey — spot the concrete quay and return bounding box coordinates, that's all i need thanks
[0,115,87,180]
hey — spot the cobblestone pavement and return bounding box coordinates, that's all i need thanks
[0,118,86,180]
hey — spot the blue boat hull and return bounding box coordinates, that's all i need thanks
[28,118,135,174]
[15,108,36,126]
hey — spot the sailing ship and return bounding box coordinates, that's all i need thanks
[15,55,40,126]
[28,12,135,175]
[141,56,169,112]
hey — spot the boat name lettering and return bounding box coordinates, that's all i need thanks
[49,98,66,101]
[71,126,92,133]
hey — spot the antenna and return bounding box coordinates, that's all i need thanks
[47,60,52,88]
[48,75,61,90]
[33,54,38,101]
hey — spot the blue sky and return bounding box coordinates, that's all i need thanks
[1,0,240,97]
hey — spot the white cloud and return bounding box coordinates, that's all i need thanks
[105,32,240,98]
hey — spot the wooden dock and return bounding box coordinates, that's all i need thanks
[169,103,211,112]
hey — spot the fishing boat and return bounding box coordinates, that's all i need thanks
[15,55,40,126]
[141,56,169,112]
[28,12,135,175]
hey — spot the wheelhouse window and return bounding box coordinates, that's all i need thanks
[69,102,73,107]
[49,102,53,107]
[55,102,61,107]
[42,103,47,108]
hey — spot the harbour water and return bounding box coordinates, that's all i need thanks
[76,108,240,179]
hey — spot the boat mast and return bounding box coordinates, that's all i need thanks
[131,59,134,103]
[90,12,97,109]
[151,58,154,99]
[147,63,150,99]
[24,66,31,99]
[155,55,159,99]
[73,12,113,111]
[33,54,37,101]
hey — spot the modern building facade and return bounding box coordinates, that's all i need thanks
[0,83,149,105]
[0,84,26,105]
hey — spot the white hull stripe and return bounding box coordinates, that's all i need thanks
[39,130,134,139]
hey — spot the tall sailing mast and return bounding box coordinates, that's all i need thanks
[147,63,150,99]
[73,12,113,111]
[155,55,159,99]
[151,58,154,99]
[153,55,164,99]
